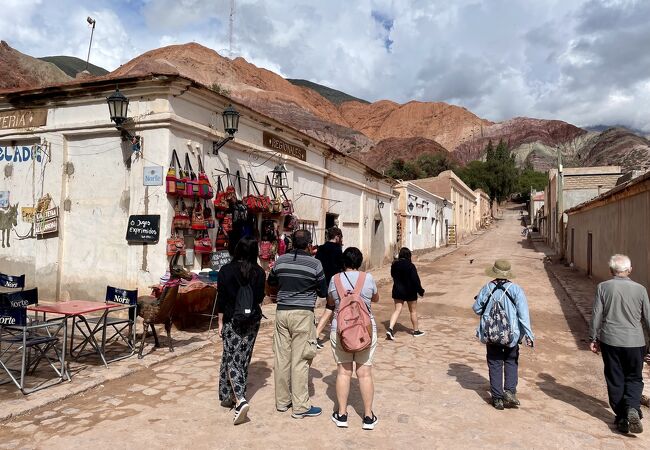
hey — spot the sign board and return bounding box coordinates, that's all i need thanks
[262,131,306,161]
[0,191,8,208]
[0,109,48,130]
[35,207,59,235]
[125,215,160,243]
[21,206,35,223]
[143,166,163,186]
[210,250,232,271]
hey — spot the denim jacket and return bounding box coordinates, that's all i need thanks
[472,280,535,347]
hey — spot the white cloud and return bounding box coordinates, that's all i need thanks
[2,0,650,131]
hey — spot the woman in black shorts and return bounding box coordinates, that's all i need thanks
[386,247,425,339]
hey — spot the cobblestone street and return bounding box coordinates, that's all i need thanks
[1,206,648,449]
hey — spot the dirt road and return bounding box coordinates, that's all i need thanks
[1,206,647,448]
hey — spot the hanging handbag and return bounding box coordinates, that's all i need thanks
[232,200,248,223]
[281,198,294,215]
[214,226,229,250]
[166,149,183,196]
[224,169,238,204]
[191,200,207,230]
[183,154,199,197]
[172,199,191,229]
[166,229,186,256]
[259,241,277,261]
[197,156,214,199]
[283,214,298,231]
[213,176,230,211]
[194,232,213,254]
[204,199,215,229]
[221,213,233,233]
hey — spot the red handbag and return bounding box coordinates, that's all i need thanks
[197,156,214,199]
[214,227,228,250]
[166,230,186,256]
[172,199,191,229]
[166,149,183,196]
[183,153,199,197]
[204,200,215,229]
[259,241,276,261]
[194,232,213,254]
[191,200,207,230]
[213,177,230,211]
[281,199,294,215]
[221,214,233,234]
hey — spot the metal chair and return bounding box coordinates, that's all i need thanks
[72,286,138,363]
[0,288,66,394]
[0,273,25,291]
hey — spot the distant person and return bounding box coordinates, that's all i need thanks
[472,259,534,410]
[386,247,425,340]
[216,237,266,425]
[267,229,327,419]
[315,227,344,347]
[316,247,379,430]
[589,254,650,434]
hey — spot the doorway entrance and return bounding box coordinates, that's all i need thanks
[325,213,338,241]
[587,232,593,276]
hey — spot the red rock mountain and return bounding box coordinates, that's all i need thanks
[2,41,649,171]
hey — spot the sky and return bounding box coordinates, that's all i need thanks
[2,0,650,131]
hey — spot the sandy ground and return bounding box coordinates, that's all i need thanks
[1,206,648,449]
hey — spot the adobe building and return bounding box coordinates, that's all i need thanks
[475,188,491,227]
[0,73,395,301]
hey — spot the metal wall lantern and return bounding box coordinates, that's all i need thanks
[408,202,415,212]
[377,200,385,209]
[212,104,240,154]
[106,87,140,149]
[270,162,290,190]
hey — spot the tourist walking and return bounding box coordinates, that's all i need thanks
[316,247,379,430]
[472,259,534,410]
[216,236,266,425]
[315,227,344,347]
[589,254,650,434]
[267,229,327,419]
[386,247,425,339]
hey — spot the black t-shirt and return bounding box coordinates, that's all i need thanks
[315,241,343,285]
[216,261,266,322]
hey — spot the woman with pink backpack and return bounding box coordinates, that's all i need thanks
[315,247,379,430]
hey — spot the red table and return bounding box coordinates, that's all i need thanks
[29,301,121,374]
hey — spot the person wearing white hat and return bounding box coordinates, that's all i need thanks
[472,259,534,410]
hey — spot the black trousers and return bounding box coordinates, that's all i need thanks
[486,344,519,399]
[600,342,645,419]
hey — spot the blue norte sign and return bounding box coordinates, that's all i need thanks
[0,146,43,163]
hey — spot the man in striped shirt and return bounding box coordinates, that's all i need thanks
[268,229,328,419]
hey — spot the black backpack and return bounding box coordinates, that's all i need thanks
[232,276,259,326]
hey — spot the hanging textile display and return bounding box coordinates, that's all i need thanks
[166,149,183,195]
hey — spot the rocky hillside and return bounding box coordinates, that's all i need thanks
[2,40,649,172]
[0,40,71,90]
[39,56,108,77]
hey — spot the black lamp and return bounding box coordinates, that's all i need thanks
[377,200,385,209]
[212,104,240,154]
[408,202,414,212]
[106,87,140,148]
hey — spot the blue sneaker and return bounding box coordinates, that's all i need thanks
[291,406,322,419]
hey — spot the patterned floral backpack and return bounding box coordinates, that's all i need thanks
[481,281,515,346]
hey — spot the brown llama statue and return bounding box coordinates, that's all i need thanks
[136,251,192,359]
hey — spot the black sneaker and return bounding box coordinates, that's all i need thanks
[316,338,325,350]
[628,408,643,434]
[386,328,394,340]
[233,400,249,425]
[503,390,520,408]
[362,413,378,430]
[492,398,504,410]
[616,417,630,433]
[413,330,425,337]
[331,412,348,428]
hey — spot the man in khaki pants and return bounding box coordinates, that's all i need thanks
[268,229,328,418]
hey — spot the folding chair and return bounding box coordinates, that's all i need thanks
[0,273,25,291]
[0,288,66,394]
[72,286,138,363]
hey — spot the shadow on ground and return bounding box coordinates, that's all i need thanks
[447,363,491,404]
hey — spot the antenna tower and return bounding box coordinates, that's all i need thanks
[228,0,235,58]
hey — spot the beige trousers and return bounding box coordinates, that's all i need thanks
[273,309,318,414]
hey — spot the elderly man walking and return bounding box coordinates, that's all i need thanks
[268,229,328,419]
[590,254,650,434]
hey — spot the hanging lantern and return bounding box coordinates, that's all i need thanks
[271,162,289,189]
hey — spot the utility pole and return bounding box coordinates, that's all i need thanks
[228,0,235,58]
[85,17,96,72]
[557,147,564,257]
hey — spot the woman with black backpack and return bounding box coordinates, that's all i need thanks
[217,236,266,425]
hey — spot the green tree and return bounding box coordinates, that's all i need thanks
[385,158,421,180]
[458,160,490,192]
[416,153,457,178]
[515,168,548,201]
[484,139,518,206]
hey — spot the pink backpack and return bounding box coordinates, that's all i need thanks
[334,272,373,353]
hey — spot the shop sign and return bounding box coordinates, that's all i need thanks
[143,166,163,186]
[0,191,8,208]
[21,206,35,223]
[210,250,232,271]
[0,109,48,130]
[35,207,59,235]
[262,132,306,161]
[125,215,160,243]
[0,145,44,163]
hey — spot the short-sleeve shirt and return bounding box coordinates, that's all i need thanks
[328,271,377,333]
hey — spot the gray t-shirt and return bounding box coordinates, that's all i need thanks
[328,271,377,333]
